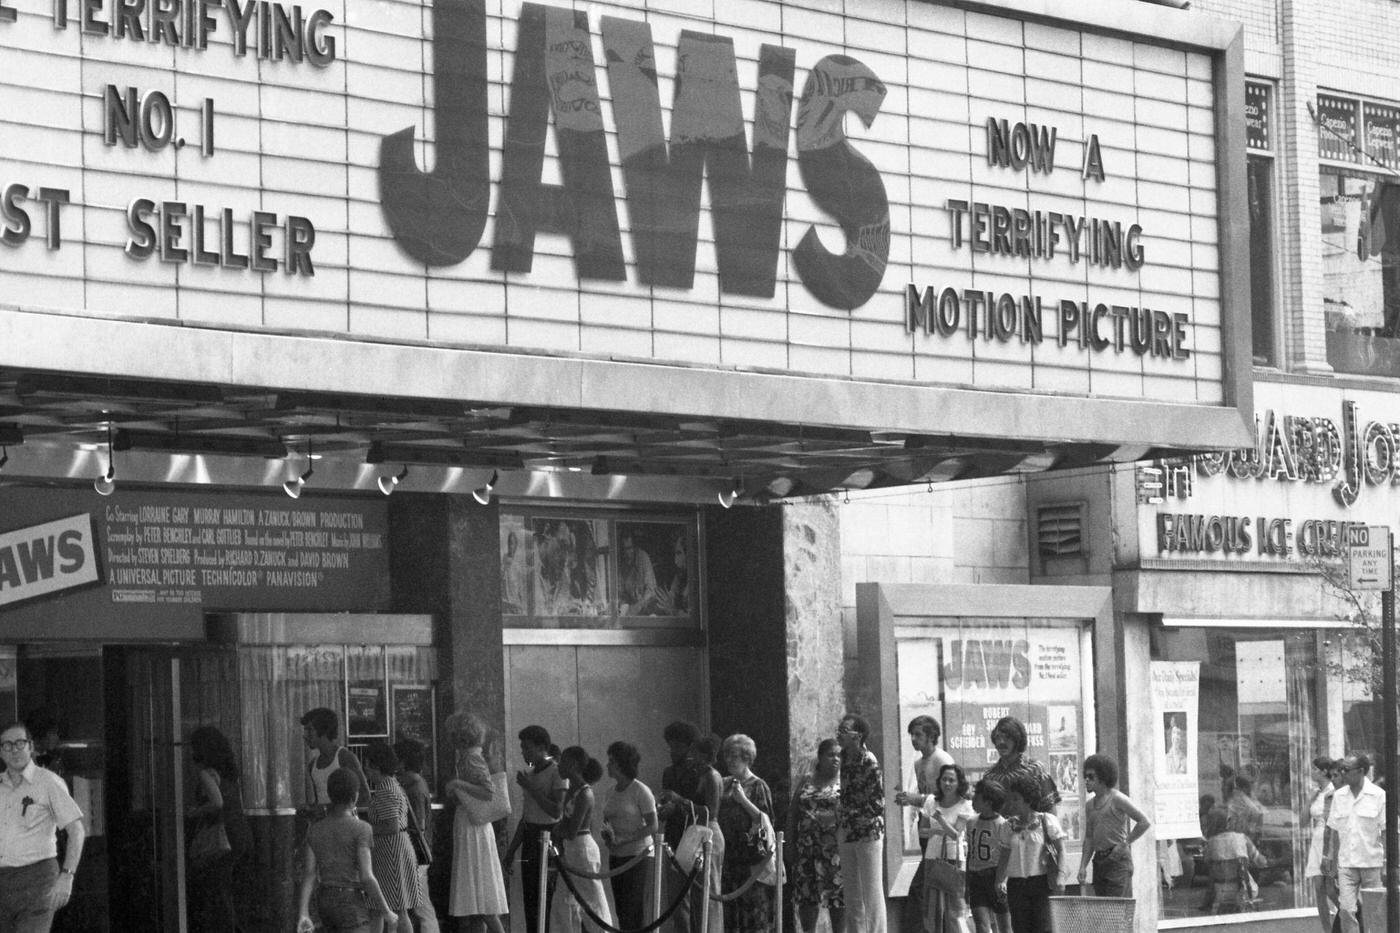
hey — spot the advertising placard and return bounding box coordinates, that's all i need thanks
[1150,661,1202,839]
[0,514,99,608]
[895,623,1088,871]
[0,488,390,636]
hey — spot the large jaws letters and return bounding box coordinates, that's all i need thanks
[794,56,890,311]
[603,21,795,297]
[378,0,490,266]
[492,4,625,280]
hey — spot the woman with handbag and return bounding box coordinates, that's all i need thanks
[554,746,613,933]
[786,738,844,933]
[920,765,973,933]
[689,734,727,933]
[1000,775,1064,933]
[718,734,777,933]
[364,743,426,933]
[394,739,441,933]
[186,725,252,933]
[444,712,509,933]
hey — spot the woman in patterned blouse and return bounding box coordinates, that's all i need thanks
[984,716,1060,815]
[837,714,886,933]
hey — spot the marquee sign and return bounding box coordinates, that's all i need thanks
[0,0,1244,416]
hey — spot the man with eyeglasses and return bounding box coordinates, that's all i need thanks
[1324,753,1384,933]
[0,722,85,932]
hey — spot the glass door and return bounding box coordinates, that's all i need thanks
[106,647,187,933]
[15,645,107,933]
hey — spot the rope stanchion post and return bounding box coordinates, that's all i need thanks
[538,828,551,933]
[553,835,700,933]
[698,835,712,933]
[774,831,784,933]
[652,833,665,928]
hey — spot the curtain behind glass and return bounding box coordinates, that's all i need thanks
[1287,634,1319,909]
[237,646,344,810]
[180,651,241,758]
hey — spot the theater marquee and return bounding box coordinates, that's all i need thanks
[0,0,1252,451]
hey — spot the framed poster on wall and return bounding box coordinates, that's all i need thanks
[348,683,387,738]
[859,583,1110,896]
[392,684,437,793]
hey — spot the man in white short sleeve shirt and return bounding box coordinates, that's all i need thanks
[0,722,86,933]
[1325,753,1384,933]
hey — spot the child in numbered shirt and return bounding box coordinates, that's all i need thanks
[1000,775,1065,933]
[965,780,1012,933]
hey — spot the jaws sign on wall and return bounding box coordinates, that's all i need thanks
[0,515,99,608]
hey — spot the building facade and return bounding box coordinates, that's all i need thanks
[0,0,1252,929]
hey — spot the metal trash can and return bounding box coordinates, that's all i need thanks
[1360,887,1386,933]
[1048,896,1136,933]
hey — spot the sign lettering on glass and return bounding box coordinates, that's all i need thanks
[1364,103,1400,170]
[1246,82,1272,151]
[1317,95,1360,162]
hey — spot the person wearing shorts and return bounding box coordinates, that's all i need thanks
[964,781,1011,933]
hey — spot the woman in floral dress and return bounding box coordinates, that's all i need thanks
[718,733,777,933]
[837,714,886,933]
[787,738,844,933]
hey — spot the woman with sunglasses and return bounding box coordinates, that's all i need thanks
[836,715,886,933]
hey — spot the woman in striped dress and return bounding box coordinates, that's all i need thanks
[365,742,425,933]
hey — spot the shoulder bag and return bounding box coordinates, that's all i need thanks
[673,799,712,871]
[463,770,512,825]
[927,858,963,895]
[1039,816,1062,885]
[405,798,432,866]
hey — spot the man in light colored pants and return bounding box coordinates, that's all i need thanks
[1325,753,1385,933]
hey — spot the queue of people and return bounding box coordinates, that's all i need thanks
[0,705,1161,933]
[290,709,1146,933]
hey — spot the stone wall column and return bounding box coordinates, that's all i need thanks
[783,499,847,785]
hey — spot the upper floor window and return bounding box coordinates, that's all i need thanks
[1247,81,1277,367]
[1317,92,1400,377]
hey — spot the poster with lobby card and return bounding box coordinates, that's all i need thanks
[894,623,1088,882]
[1150,661,1202,839]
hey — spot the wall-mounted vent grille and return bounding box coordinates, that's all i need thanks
[1037,504,1083,557]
